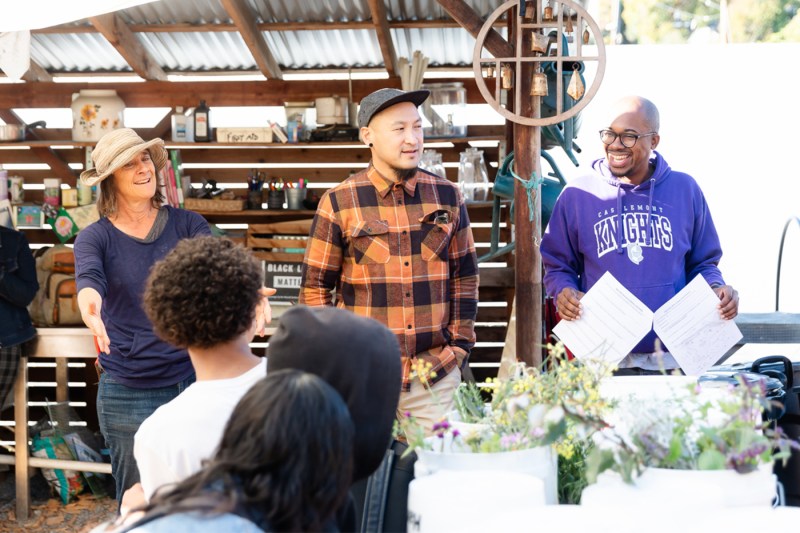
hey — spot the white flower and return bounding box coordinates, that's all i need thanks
[507,394,530,414]
[527,404,547,427]
[544,406,565,426]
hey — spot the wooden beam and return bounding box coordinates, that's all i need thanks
[32,19,507,34]
[0,79,484,108]
[22,61,53,83]
[513,24,542,369]
[436,0,513,58]
[219,0,283,80]
[0,111,77,181]
[31,147,78,183]
[89,13,167,81]
[150,109,173,140]
[366,0,399,77]
[0,109,22,125]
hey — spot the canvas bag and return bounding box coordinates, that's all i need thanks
[28,245,83,326]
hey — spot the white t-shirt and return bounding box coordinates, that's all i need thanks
[134,358,267,500]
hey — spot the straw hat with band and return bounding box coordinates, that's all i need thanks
[80,128,168,186]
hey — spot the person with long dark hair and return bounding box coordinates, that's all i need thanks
[118,369,354,532]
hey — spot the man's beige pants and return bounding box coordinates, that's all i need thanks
[396,367,461,436]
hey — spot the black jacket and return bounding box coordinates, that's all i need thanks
[0,227,38,348]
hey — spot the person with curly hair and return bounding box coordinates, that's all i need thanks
[120,236,273,511]
[97,370,353,533]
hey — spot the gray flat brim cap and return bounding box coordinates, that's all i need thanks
[357,88,430,128]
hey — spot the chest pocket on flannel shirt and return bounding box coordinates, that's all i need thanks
[420,209,454,262]
[349,220,391,264]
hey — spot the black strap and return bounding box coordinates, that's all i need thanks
[360,449,395,532]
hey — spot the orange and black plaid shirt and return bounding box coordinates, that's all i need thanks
[299,165,479,391]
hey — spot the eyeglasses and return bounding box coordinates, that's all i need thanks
[599,129,657,148]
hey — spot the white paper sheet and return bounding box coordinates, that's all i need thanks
[652,275,743,376]
[552,272,653,365]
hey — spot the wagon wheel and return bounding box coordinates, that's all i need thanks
[472,0,606,126]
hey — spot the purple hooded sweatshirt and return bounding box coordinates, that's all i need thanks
[541,151,725,355]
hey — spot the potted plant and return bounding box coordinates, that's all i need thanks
[583,375,800,508]
[397,346,614,505]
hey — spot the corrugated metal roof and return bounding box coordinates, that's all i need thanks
[248,0,371,22]
[31,33,130,73]
[385,0,505,20]
[27,0,529,73]
[120,0,230,24]
[140,32,256,72]
[265,29,382,70]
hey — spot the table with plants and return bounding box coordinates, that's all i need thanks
[396,344,800,532]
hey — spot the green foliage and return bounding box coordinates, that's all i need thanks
[603,0,800,43]
[453,381,487,424]
[558,441,592,504]
[585,376,800,483]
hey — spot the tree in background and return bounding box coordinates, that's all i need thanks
[590,0,800,43]
[728,0,800,41]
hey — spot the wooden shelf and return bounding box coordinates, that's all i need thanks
[190,209,316,223]
[0,134,502,150]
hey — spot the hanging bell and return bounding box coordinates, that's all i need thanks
[566,65,585,100]
[564,9,574,33]
[543,3,553,21]
[583,29,590,44]
[483,65,496,78]
[521,1,534,21]
[501,65,513,89]
[530,72,548,97]
[531,32,550,55]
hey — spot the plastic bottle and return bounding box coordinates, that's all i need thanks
[171,106,189,142]
[193,100,210,142]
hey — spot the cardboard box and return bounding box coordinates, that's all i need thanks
[215,127,273,143]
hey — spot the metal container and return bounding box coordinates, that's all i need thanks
[315,96,349,125]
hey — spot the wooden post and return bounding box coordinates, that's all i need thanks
[514,14,543,369]
[14,357,30,521]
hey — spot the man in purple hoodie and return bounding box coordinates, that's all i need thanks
[541,95,739,374]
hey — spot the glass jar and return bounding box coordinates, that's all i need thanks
[71,89,125,142]
[458,148,489,202]
[421,82,467,138]
[43,178,61,207]
[419,149,447,179]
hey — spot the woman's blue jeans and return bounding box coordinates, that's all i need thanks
[97,371,195,505]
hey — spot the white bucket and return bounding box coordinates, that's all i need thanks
[407,470,545,533]
[581,463,777,508]
[415,444,558,504]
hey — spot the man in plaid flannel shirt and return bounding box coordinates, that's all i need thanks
[300,88,479,432]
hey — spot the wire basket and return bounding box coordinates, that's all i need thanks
[184,197,246,212]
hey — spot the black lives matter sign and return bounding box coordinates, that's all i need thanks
[262,261,302,302]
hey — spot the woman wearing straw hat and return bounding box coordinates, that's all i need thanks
[72,128,239,505]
